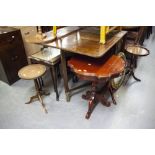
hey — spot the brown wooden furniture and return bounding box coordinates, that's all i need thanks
[28,48,61,101]
[125,45,149,83]
[46,27,127,58]
[25,26,127,101]
[18,64,49,113]
[68,54,126,119]
[45,27,127,101]
[123,26,152,46]
[124,27,151,70]
[0,27,28,85]
[26,26,83,44]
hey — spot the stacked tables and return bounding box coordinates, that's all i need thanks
[26,26,127,101]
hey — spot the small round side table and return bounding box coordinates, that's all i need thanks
[125,45,149,82]
[18,64,49,113]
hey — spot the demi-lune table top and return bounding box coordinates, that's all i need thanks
[68,55,125,79]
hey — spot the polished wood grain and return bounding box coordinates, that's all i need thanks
[46,28,127,58]
[25,26,82,44]
[68,55,125,79]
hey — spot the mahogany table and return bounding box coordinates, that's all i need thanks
[45,27,127,101]
[125,45,150,82]
[68,55,126,119]
[26,26,127,101]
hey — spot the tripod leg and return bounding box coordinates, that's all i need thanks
[131,71,141,82]
[38,94,48,113]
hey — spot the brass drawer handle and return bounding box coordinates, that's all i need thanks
[11,55,18,61]
[7,36,15,43]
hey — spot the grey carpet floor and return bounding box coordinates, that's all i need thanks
[0,29,155,129]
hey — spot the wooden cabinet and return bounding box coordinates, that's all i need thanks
[0,27,28,85]
[13,26,42,57]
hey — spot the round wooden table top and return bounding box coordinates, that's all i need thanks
[126,45,149,56]
[68,55,125,79]
[18,64,46,80]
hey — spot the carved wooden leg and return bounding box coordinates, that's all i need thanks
[34,79,48,113]
[38,93,48,113]
[85,82,97,119]
[85,98,96,119]
[25,95,38,104]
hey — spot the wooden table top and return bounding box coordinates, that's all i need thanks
[25,26,82,44]
[68,55,125,79]
[45,27,127,58]
[18,64,46,80]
